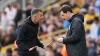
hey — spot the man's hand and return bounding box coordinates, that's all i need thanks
[57,38,63,43]
[29,46,38,51]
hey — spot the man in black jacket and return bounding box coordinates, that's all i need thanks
[16,9,44,56]
[57,5,88,56]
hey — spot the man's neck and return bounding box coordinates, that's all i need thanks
[68,13,75,22]
[31,18,37,24]
[69,13,74,19]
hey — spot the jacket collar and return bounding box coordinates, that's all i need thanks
[68,13,84,23]
[68,14,77,22]
[25,16,39,27]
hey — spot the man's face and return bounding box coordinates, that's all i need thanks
[32,12,44,23]
[60,11,70,21]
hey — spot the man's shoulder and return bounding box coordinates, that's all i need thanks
[71,16,84,27]
[18,22,28,29]
[73,14,84,22]
[19,17,30,27]
[73,17,84,24]
[73,17,82,22]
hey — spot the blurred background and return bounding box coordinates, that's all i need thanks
[0,0,100,56]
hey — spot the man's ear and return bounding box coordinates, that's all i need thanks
[67,11,70,14]
[67,11,71,16]
[31,16,34,20]
[32,14,36,19]
[34,14,38,19]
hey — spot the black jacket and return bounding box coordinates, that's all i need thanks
[16,16,44,52]
[63,14,88,56]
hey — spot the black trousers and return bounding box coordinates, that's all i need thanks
[18,51,39,56]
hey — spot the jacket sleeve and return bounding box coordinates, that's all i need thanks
[17,25,29,50]
[37,39,44,48]
[17,25,27,41]
[63,21,83,44]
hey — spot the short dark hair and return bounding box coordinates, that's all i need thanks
[60,5,73,13]
[6,48,12,53]
[31,9,43,16]
[94,17,99,22]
